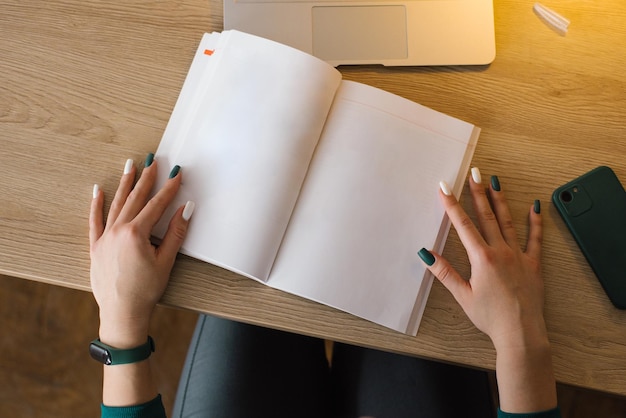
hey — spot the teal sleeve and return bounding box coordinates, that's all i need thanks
[101,394,167,418]
[498,406,561,418]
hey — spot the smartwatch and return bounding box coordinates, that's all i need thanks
[89,336,155,365]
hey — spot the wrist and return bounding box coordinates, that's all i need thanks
[99,315,151,349]
[491,315,550,354]
[90,336,155,366]
[495,338,553,369]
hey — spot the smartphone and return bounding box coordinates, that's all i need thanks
[552,166,626,309]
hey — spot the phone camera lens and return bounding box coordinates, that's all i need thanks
[561,190,573,203]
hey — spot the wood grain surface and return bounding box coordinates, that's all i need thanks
[1,0,625,397]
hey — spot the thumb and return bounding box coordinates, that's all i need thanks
[158,201,194,264]
[418,248,471,305]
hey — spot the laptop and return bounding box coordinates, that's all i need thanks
[223,0,495,66]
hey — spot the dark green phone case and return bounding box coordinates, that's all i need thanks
[552,166,626,309]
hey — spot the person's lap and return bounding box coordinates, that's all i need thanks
[173,315,494,418]
[330,342,494,418]
[172,315,331,418]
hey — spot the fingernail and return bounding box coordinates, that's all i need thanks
[92,184,100,199]
[534,199,541,214]
[418,248,436,266]
[169,165,181,179]
[182,201,195,221]
[490,175,501,192]
[145,153,154,167]
[123,159,134,175]
[471,167,482,184]
[439,181,452,196]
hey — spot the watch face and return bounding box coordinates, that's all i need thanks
[89,343,112,365]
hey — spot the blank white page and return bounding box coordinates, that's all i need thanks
[153,31,342,281]
[269,80,477,333]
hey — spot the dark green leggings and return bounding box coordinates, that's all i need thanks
[173,315,494,418]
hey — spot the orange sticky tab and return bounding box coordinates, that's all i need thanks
[204,49,214,56]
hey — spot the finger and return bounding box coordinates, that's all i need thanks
[133,165,182,233]
[418,248,471,307]
[468,169,505,246]
[157,201,194,266]
[488,176,520,249]
[525,200,543,260]
[89,184,104,251]
[105,159,136,230]
[439,181,486,252]
[116,153,158,224]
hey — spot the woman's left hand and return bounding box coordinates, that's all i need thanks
[89,156,193,348]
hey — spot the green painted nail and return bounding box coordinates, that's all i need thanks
[144,153,154,167]
[491,175,501,192]
[418,248,435,266]
[169,165,181,179]
[145,153,154,167]
[534,199,541,214]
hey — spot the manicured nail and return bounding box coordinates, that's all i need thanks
[439,181,452,196]
[92,184,100,199]
[145,153,154,167]
[123,159,134,175]
[491,175,501,192]
[418,248,436,266]
[169,165,181,179]
[182,201,195,221]
[471,167,482,184]
[534,199,541,214]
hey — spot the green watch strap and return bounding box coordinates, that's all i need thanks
[89,336,155,365]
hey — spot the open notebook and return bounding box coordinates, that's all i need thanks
[152,31,480,334]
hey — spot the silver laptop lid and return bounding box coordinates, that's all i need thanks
[224,0,495,66]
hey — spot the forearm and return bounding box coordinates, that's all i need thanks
[495,336,557,413]
[102,360,158,407]
[97,321,167,417]
[99,321,158,407]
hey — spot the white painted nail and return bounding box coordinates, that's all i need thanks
[123,159,134,175]
[471,167,482,184]
[92,184,100,199]
[182,201,195,221]
[439,181,452,196]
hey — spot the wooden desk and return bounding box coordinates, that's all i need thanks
[2,0,625,397]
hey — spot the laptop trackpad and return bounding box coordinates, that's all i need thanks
[312,6,408,62]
